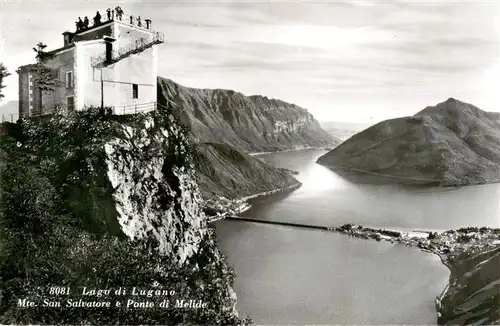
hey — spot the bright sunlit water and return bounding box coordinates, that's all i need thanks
[215,149,500,324]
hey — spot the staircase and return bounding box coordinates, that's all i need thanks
[91,32,164,67]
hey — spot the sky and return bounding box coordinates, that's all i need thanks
[1,0,499,123]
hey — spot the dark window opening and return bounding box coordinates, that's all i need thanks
[105,42,113,62]
[66,71,74,88]
[132,84,138,99]
[67,96,75,111]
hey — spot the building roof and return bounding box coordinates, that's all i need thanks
[73,20,113,36]
[45,43,76,56]
[16,64,38,73]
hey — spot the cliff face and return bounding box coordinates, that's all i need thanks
[157,77,339,153]
[103,115,206,263]
[317,98,500,186]
[194,142,300,199]
[0,108,249,325]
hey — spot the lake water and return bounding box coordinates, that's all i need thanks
[215,149,500,324]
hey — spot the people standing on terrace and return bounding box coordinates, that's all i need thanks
[145,19,151,29]
[115,6,124,20]
[75,17,84,31]
[129,15,134,25]
[94,11,101,25]
[106,8,112,21]
[83,16,89,28]
[137,16,142,27]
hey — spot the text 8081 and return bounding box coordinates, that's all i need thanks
[49,287,71,295]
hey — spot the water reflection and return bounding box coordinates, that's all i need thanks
[249,149,500,230]
[216,149,498,324]
[216,220,449,325]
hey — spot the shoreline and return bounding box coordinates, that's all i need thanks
[206,182,302,223]
[247,146,328,157]
[330,223,500,323]
[238,182,302,201]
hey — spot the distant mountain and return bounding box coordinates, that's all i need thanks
[320,121,370,141]
[317,98,500,186]
[0,100,18,116]
[158,78,340,153]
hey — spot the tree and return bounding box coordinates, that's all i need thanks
[31,42,62,115]
[32,42,49,63]
[0,63,11,101]
[32,42,60,92]
[428,231,438,240]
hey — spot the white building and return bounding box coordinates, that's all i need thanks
[17,10,163,117]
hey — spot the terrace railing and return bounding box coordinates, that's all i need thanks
[1,101,170,123]
[91,32,164,67]
[111,101,157,115]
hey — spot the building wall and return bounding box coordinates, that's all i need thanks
[18,20,158,116]
[76,41,104,109]
[39,48,76,114]
[114,22,155,51]
[106,45,156,111]
[76,23,157,113]
[18,71,30,117]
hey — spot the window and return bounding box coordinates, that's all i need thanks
[66,71,74,88]
[67,96,75,111]
[132,84,138,99]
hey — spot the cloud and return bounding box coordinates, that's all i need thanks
[1,0,500,122]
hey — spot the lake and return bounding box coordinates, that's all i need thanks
[215,149,500,324]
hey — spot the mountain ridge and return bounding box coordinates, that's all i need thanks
[158,77,340,153]
[317,98,500,186]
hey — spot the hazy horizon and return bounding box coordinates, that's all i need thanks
[1,0,499,123]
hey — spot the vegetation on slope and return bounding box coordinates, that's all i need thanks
[193,142,299,199]
[438,243,500,325]
[0,107,251,325]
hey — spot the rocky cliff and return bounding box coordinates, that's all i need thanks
[157,78,339,153]
[317,98,500,186]
[0,108,250,325]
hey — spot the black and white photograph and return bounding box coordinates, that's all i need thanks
[0,0,499,325]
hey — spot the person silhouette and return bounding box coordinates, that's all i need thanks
[76,17,84,31]
[94,11,101,25]
[129,15,134,25]
[137,16,142,27]
[106,8,111,20]
[115,6,123,20]
[84,16,89,28]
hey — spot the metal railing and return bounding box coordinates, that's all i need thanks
[1,112,20,123]
[111,101,158,115]
[1,102,169,123]
[91,32,164,67]
[1,108,66,122]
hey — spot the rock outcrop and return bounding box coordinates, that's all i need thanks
[317,98,500,186]
[0,108,250,325]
